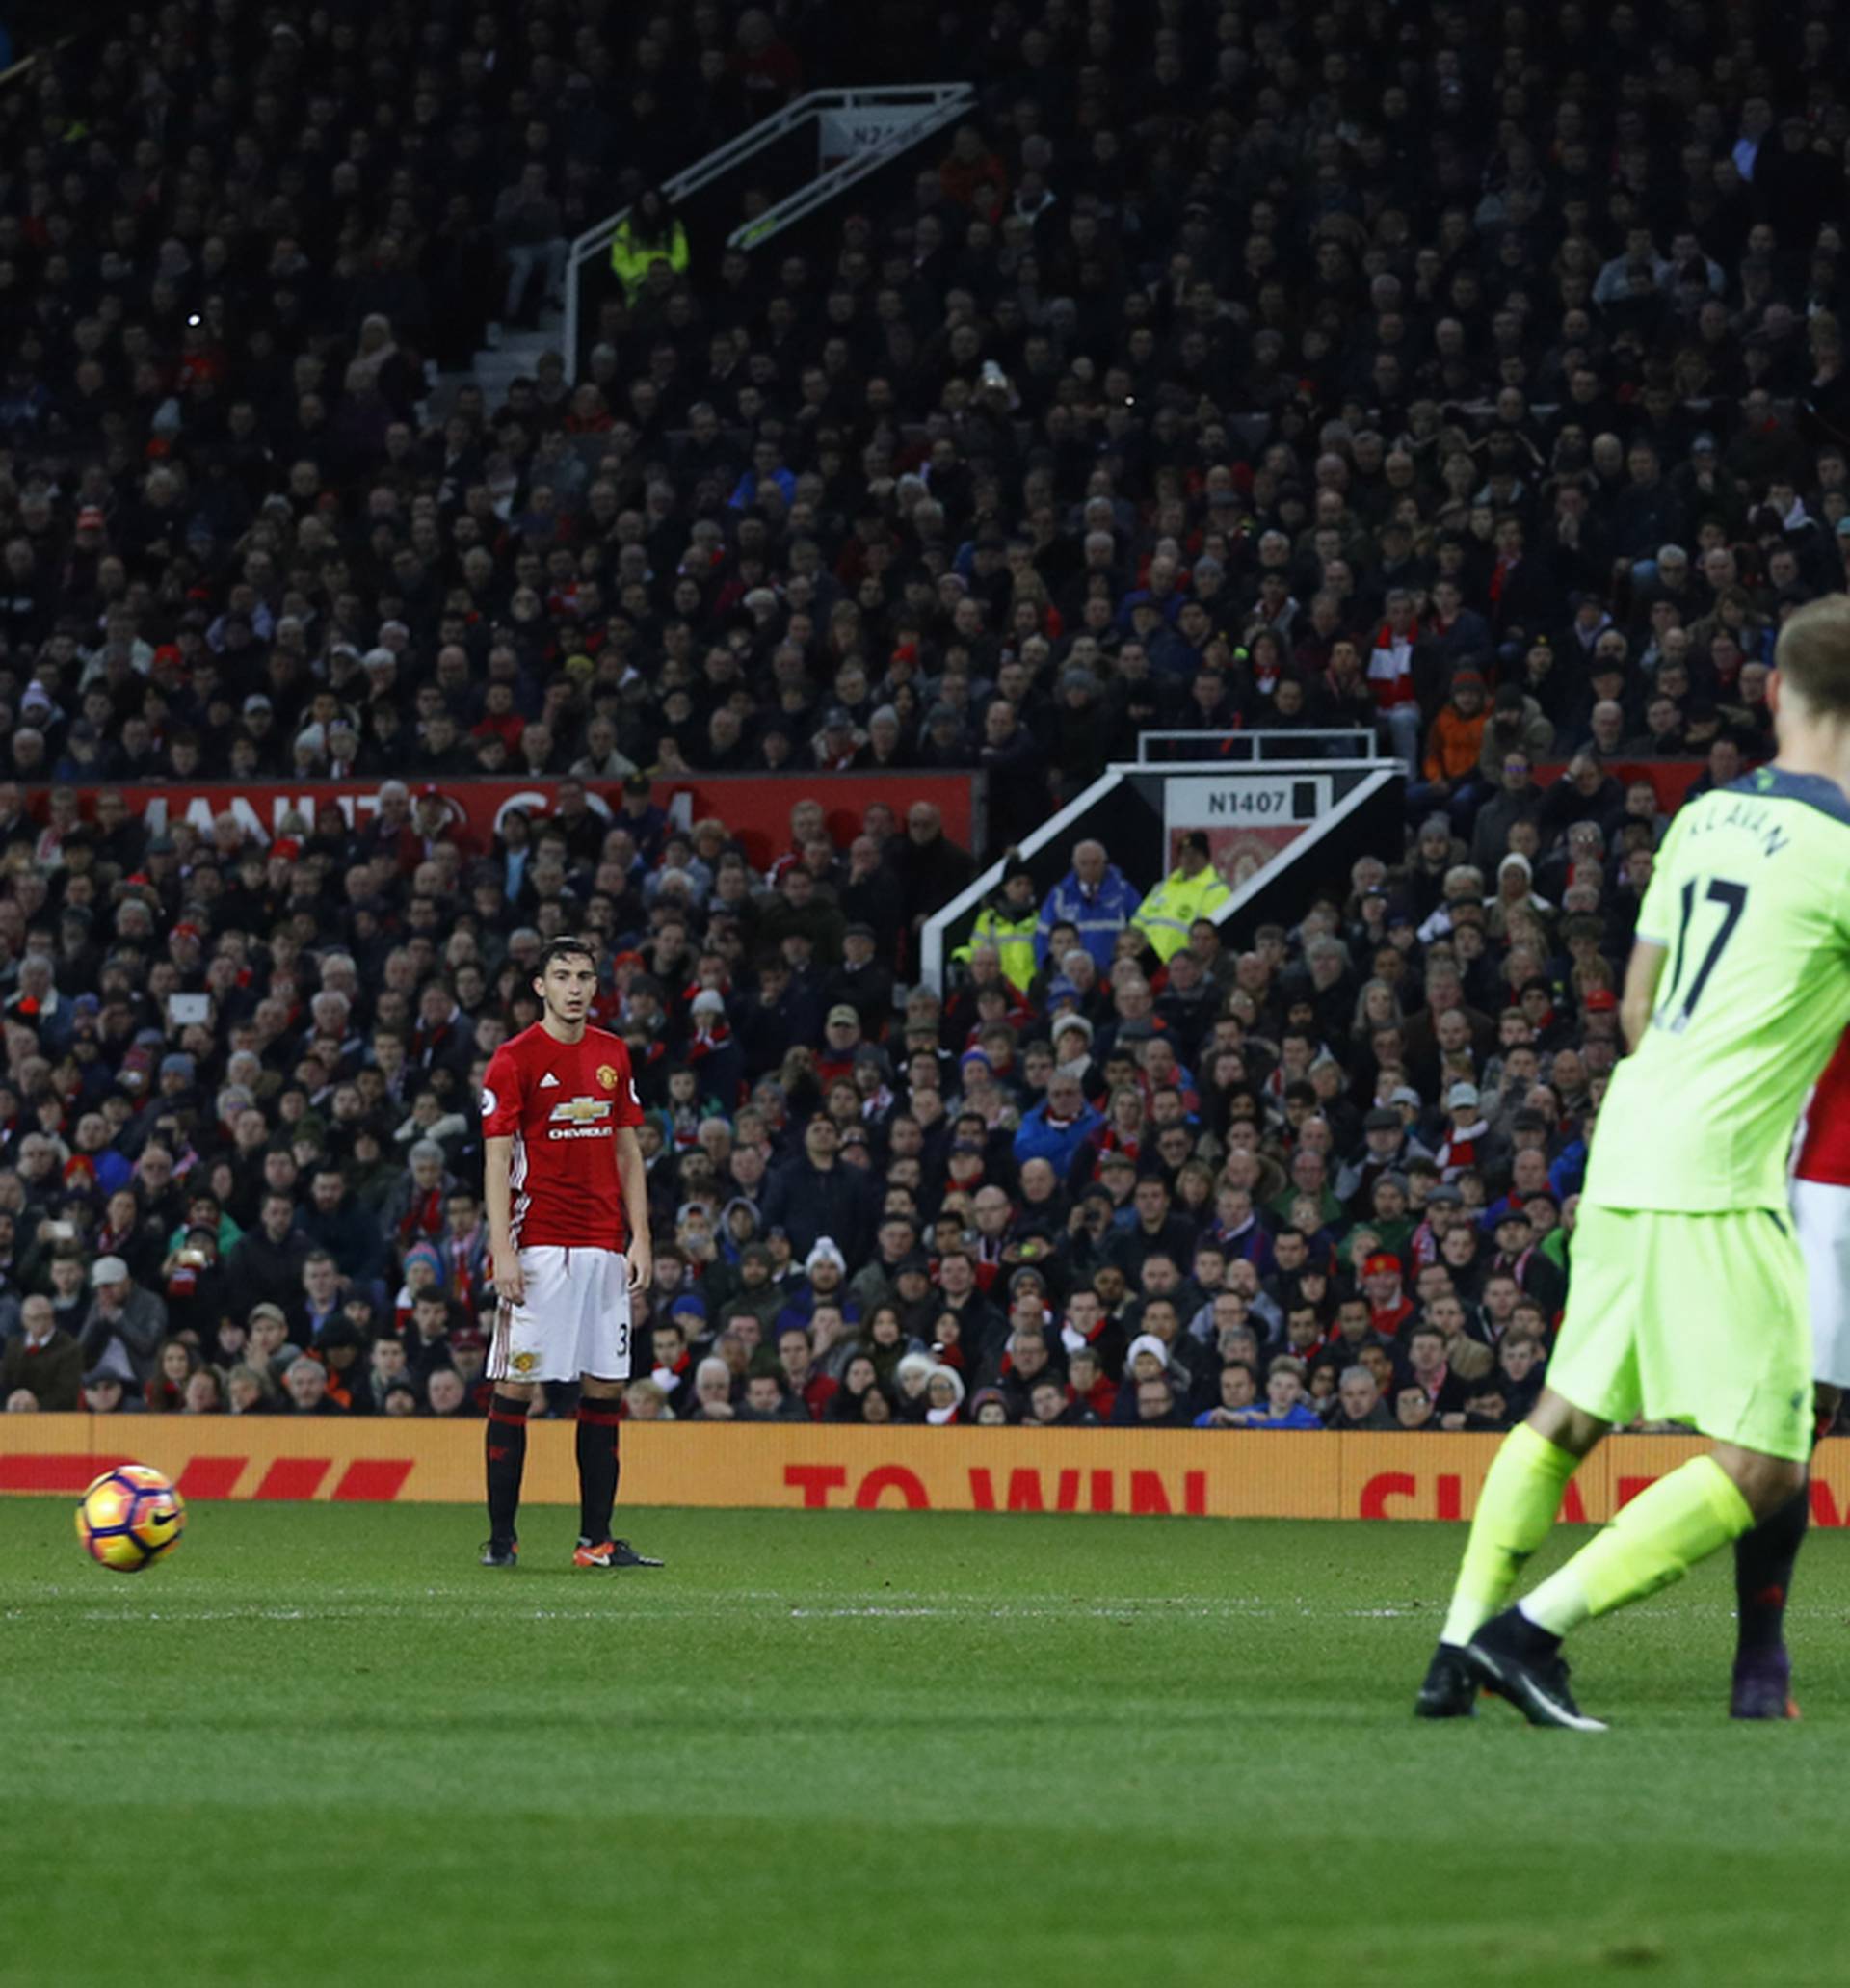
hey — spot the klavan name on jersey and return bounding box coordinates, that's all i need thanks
[1682,795,1792,859]
[546,1096,613,1140]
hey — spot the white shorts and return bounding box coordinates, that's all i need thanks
[489,1245,633,1384]
[1791,1178,1850,1388]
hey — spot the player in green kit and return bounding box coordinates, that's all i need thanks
[1414,593,1850,1730]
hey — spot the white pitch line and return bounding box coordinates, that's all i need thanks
[17,1593,1293,1627]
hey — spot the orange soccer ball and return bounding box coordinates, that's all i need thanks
[75,1465,186,1573]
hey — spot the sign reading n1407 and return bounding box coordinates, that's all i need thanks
[1208,787,1288,816]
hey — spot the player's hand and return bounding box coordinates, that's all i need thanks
[492,1248,524,1305]
[625,1238,652,1294]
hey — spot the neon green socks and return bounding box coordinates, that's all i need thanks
[1520,1456,1755,1638]
[1440,1421,1581,1648]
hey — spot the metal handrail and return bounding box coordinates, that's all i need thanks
[1134,729,1389,763]
[917,756,1397,988]
[727,87,972,250]
[562,82,973,380]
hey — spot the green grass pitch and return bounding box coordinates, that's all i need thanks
[2,1500,1846,1988]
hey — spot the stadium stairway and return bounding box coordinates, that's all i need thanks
[428,305,566,422]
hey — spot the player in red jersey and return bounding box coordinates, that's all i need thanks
[478,936,662,1571]
[1730,1025,1850,1716]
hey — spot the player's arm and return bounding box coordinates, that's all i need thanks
[1621,812,1683,1053]
[480,1055,524,1301]
[484,1135,524,1305]
[615,1125,651,1293]
[1619,939,1667,1052]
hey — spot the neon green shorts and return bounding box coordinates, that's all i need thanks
[1547,1203,1812,1462]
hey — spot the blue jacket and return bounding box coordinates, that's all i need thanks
[1013,1100,1106,1176]
[1548,1140,1587,1200]
[1198,1403,1325,1430]
[1036,866,1142,967]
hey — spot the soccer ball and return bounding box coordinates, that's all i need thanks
[76,1465,186,1573]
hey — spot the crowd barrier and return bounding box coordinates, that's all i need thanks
[7,1418,1850,1523]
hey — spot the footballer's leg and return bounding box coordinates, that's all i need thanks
[1733,1178,1850,1715]
[1467,1209,1809,1728]
[1418,1207,1633,1719]
[483,1378,532,1566]
[1418,1386,1605,1720]
[1477,1436,1795,1730]
[572,1377,663,1566]
[1730,1382,1838,1719]
[571,1248,662,1569]
[482,1246,568,1565]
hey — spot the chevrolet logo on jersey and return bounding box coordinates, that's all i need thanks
[550,1097,609,1124]
[547,1096,612,1140]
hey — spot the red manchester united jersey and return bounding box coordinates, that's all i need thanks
[481,1023,646,1249]
[1796,1025,1850,1187]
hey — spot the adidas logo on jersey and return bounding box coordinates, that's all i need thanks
[539,1072,561,1088]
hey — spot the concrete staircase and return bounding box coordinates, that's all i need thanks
[428,305,565,423]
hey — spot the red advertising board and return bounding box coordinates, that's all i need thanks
[78,774,977,870]
[6,1418,1845,1524]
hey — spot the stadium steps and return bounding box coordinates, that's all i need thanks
[430,307,566,421]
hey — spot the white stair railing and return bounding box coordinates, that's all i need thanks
[562,83,974,381]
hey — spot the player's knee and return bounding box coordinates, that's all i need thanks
[1714,1445,1805,1521]
[1526,1387,1604,1457]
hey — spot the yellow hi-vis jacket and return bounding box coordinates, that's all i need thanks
[952,905,1040,994]
[609,217,690,303]
[1131,864,1229,961]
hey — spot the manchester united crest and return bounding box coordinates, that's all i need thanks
[596,1064,619,1090]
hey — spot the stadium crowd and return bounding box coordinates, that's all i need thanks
[0,0,1848,1431]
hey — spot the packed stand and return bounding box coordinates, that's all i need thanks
[0,786,1670,1436]
[1,0,1849,1431]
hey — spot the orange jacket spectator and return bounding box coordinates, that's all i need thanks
[1422,672,1491,783]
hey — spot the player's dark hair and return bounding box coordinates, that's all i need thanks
[1775,595,1850,715]
[534,935,597,979]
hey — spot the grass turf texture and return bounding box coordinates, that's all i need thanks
[1,1504,1845,1988]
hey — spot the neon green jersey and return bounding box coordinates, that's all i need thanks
[1582,770,1850,1213]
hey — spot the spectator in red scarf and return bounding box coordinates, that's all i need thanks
[814,1004,864,1088]
[1367,588,1424,768]
[1487,1204,1566,1317]
[385,1141,454,1256]
[777,1324,837,1420]
[685,990,747,1107]
[0,1294,83,1410]
[1067,1344,1116,1422]
[1362,1252,1415,1339]
[437,1189,490,1310]
[635,1320,691,1416]
[1433,1082,1509,1183]
[922,1365,966,1424]
[144,1336,199,1414]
